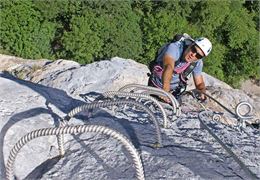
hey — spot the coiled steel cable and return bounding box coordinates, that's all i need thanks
[139,90,180,121]
[65,99,162,147]
[56,120,68,156]
[192,90,236,116]
[118,84,181,116]
[184,91,258,179]
[118,84,180,112]
[235,102,253,120]
[102,91,169,128]
[198,111,258,179]
[5,125,145,180]
[191,90,257,125]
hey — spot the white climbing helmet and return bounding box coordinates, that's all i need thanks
[194,37,212,56]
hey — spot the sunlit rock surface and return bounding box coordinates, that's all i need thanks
[0,54,259,179]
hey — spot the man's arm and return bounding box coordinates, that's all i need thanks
[193,75,206,100]
[162,54,175,92]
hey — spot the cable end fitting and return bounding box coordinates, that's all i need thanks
[63,115,71,121]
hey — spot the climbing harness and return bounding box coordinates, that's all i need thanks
[148,33,199,97]
[148,61,198,98]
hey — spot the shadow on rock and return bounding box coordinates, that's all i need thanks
[0,71,85,113]
[24,156,61,180]
[0,108,60,179]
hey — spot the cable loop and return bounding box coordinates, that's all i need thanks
[6,125,145,180]
[185,91,258,179]
[65,99,162,147]
[198,111,257,179]
[102,91,169,128]
[118,83,181,116]
[235,101,253,119]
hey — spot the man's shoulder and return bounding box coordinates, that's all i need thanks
[196,59,203,66]
[192,59,203,75]
[166,41,184,57]
[168,41,183,49]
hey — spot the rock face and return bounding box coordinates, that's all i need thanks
[0,54,150,98]
[0,54,259,180]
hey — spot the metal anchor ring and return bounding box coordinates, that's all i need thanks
[235,101,253,119]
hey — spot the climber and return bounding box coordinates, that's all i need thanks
[148,34,212,103]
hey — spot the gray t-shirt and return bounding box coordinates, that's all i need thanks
[154,41,203,90]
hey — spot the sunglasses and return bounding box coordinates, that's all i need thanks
[190,45,204,59]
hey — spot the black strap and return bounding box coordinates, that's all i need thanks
[173,61,198,97]
[182,61,198,79]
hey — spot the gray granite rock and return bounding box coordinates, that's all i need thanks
[0,54,259,180]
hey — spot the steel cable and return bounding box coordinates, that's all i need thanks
[118,83,181,116]
[190,90,257,125]
[184,91,258,179]
[102,91,169,128]
[139,90,180,122]
[235,102,253,119]
[5,125,145,180]
[65,99,162,147]
[198,111,258,179]
[192,90,236,116]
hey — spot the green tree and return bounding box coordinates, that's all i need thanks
[141,1,196,64]
[221,2,259,87]
[181,0,259,86]
[244,0,259,31]
[87,1,143,61]
[60,11,104,64]
[32,0,83,59]
[0,0,57,59]
[189,1,232,81]
[0,0,258,88]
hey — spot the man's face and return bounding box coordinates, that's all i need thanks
[183,44,205,63]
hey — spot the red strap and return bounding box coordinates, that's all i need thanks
[152,62,190,80]
[174,62,190,74]
[152,65,163,77]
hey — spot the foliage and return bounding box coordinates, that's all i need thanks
[0,0,259,87]
[244,0,259,30]
[84,1,143,61]
[141,1,195,65]
[60,11,103,64]
[190,1,232,81]
[220,1,259,86]
[0,0,57,59]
